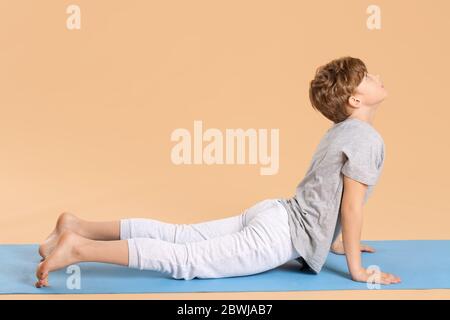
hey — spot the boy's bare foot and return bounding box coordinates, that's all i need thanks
[39,212,80,260]
[35,230,89,288]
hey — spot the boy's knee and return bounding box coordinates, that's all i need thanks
[171,263,196,280]
[171,243,196,280]
[172,273,196,281]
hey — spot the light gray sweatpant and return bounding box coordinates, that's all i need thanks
[120,198,300,280]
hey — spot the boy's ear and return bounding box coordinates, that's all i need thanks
[348,95,361,108]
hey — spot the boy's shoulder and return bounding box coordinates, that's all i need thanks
[329,118,384,146]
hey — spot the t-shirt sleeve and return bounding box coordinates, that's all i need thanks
[341,135,383,186]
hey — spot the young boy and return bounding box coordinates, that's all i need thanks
[35,56,401,287]
[280,56,400,285]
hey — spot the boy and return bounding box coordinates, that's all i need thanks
[280,56,400,285]
[35,56,400,287]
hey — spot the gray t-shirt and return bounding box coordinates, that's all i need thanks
[279,117,385,274]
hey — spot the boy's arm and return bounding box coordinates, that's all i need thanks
[330,232,375,255]
[341,174,366,277]
[340,175,402,284]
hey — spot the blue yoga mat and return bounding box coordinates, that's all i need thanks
[1,240,449,294]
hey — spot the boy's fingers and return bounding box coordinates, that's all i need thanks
[392,276,401,282]
[381,274,391,281]
[382,278,392,285]
[387,273,399,281]
[361,245,376,252]
[372,271,401,285]
[382,274,401,284]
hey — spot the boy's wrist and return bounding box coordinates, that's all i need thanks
[345,247,363,276]
[349,265,365,279]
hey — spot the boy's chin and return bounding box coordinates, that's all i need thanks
[377,91,388,102]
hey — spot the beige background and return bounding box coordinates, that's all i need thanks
[1,0,449,299]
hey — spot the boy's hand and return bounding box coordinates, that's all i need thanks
[330,240,375,255]
[351,267,402,285]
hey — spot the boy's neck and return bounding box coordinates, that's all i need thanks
[346,103,380,126]
[348,116,372,126]
[347,113,376,126]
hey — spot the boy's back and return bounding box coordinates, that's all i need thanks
[279,117,385,274]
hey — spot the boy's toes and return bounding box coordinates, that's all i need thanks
[35,261,49,288]
[41,277,49,287]
[35,279,45,288]
[35,276,49,288]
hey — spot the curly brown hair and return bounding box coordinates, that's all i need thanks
[309,56,368,124]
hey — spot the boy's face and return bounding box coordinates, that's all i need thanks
[353,72,387,106]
